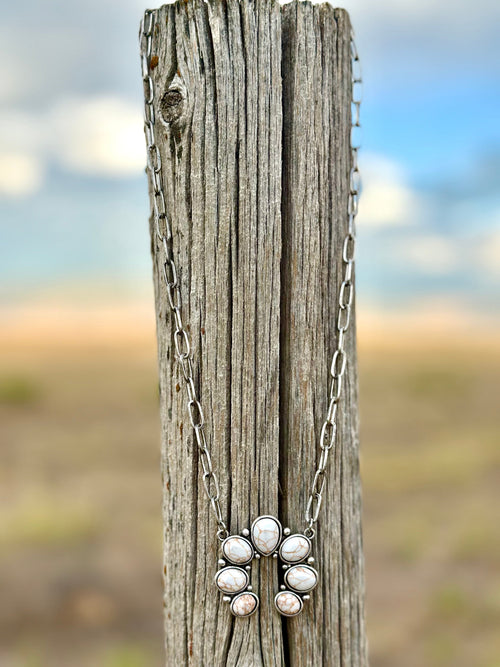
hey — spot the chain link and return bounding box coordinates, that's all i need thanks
[305,31,362,538]
[140,11,228,542]
[141,12,360,543]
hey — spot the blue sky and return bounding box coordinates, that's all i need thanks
[1,0,499,323]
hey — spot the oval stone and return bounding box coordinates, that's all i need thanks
[215,567,249,594]
[230,592,259,617]
[251,515,282,556]
[222,536,253,565]
[284,565,318,593]
[274,591,303,617]
[279,534,311,563]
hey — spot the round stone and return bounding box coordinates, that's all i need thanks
[274,591,303,617]
[230,592,259,617]
[215,567,249,594]
[222,536,253,565]
[284,565,318,593]
[251,515,282,556]
[279,534,311,563]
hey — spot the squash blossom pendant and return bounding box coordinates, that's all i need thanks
[215,515,318,617]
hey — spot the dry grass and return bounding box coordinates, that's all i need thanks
[0,319,499,666]
[359,344,500,667]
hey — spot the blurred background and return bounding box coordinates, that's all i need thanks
[1,0,499,665]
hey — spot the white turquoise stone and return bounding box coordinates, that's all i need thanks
[284,565,318,593]
[215,567,249,594]
[251,515,282,556]
[222,536,253,565]
[279,534,311,563]
[274,591,303,617]
[230,592,259,617]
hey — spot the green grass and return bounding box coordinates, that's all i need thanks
[0,375,41,405]
[102,644,157,667]
[404,367,473,398]
[0,497,101,547]
[362,434,499,495]
[430,584,469,619]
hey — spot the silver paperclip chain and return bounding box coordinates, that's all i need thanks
[140,10,229,541]
[304,32,362,539]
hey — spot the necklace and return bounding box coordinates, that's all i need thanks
[140,9,361,619]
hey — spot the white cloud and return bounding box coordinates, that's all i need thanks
[476,229,500,276]
[0,110,43,153]
[0,96,145,195]
[49,97,144,176]
[0,152,44,197]
[377,225,500,279]
[396,234,459,275]
[358,153,422,228]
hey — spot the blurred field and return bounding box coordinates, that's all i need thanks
[0,312,499,666]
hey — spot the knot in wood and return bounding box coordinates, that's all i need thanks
[160,89,184,124]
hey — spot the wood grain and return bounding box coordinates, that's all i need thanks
[144,1,366,664]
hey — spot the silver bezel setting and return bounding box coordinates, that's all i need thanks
[230,591,260,617]
[214,566,250,595]
[274,590,304,617]
[250,515,283,556]
[278,533,312,564]
[221,535,254,565]
[284,564,318,593]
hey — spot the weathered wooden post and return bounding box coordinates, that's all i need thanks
[141,0,367,664]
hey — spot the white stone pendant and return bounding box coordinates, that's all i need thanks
[274,590,303,617]
[279,534,312,564]
[251,515,282,556]
[230,591,259,617]
[284,564,318,593]
[216,516,318,618]
[215,567,249,595]
[221,535,254,565]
